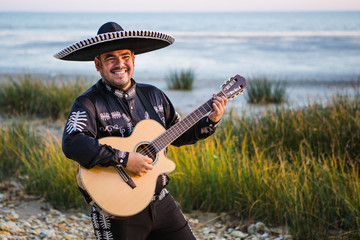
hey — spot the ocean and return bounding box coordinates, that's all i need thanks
[0,11,359,112]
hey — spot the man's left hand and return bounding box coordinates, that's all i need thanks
[208,94,228,123]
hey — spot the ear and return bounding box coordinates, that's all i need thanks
[94,57,101,71]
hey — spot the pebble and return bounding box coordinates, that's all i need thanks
[0,181,292,239]
[230,230,248,238]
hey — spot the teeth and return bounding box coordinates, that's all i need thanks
[114,70,125,75]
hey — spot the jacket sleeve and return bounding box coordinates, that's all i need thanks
[161,92,218,147]
[62,96,128,169]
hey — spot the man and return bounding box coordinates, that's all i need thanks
[55,22,227,239]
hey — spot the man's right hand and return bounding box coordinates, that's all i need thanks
[126,152,154,176]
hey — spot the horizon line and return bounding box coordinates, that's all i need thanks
[1,10,360,13]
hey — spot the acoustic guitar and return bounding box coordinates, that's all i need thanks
[78,74,247,217]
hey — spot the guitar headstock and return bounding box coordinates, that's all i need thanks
[221,74,247,99]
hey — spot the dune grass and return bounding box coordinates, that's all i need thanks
[245,77,287,104]
[166,68,195,90]
[167,89,359,239]
[0,121,39,180]
[0,74,359,239]
[0,74,91,120]
[0,121,85,209]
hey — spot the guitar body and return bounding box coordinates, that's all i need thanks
[78,119,176,217]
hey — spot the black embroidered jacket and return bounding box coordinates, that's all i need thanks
[62,79,217,198]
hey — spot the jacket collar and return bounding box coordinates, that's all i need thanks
[102,79,137,99]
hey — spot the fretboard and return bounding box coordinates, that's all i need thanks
[151,91,225,152]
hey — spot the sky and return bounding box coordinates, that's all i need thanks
[2,0,360,12]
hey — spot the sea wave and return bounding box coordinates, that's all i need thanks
[169,31,360,38]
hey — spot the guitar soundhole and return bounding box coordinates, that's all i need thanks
[136,144,157,162]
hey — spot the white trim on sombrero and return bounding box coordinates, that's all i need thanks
[54,30,175,60]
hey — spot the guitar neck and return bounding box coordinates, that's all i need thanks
[151,91,225,152]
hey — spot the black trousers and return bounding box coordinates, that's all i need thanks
[91,194,196,240]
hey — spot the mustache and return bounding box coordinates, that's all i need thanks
[110,67,129,72]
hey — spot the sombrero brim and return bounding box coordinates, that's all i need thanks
[54,30,175,61]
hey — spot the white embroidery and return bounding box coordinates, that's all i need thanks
[122,113,134,133]
[118,151,127,159]
[66,111,87,134]
[114,90,124,98]
[122,113,131,122]
[100,215,111,230]
[111,111,122,119]
[99,125,126,137]
[100,112,111,121]
[92,208,99,229]
[127,123,133,133]
[99,124,121,132]
[144,111,150,119]
[158,105,164,112]
[155,104,164,113]
[103,231,114,240]
[99,124,119,132]
[92,207,114,240]
[119,127,126,137]
[95,230,102,240]
[161,174,167,186]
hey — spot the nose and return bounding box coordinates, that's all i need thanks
[115,57,126,67]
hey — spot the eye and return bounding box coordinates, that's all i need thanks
[105,57,116,63]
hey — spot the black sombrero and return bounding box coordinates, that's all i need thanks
[54,22,175,61]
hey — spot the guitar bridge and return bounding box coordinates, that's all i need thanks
[114,165,136,189]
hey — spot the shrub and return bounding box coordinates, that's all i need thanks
[246,77,287,104]
[166,69,195,90]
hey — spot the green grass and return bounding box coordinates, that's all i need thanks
[0,121,85,209]
[0,121,40,180]
[19,131,85,210]
[166,68,195,90]
[168,138,359,239]
[246,77,287,104]
[0,74,359,239]
[0,74,91,119]
[167,88,359,239]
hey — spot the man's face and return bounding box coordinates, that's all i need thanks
[95,49,135,90]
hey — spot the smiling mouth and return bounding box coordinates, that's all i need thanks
[111,68,127,76]
[113,70,125,75]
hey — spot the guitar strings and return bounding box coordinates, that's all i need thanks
[138,144,157,158]
[134,91,228,159]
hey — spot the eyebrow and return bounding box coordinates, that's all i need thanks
[103,52,131,60]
